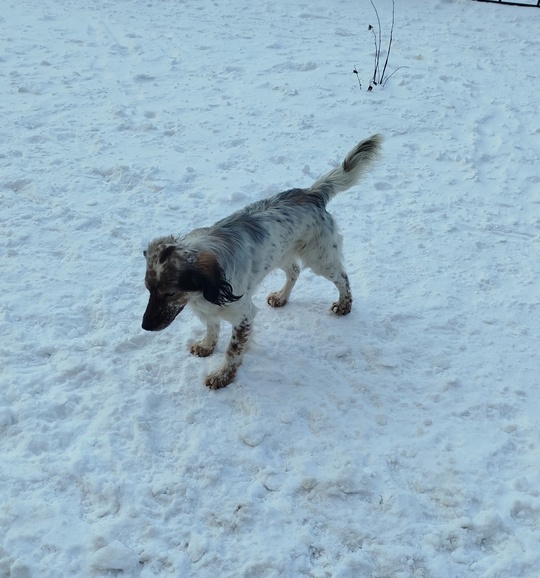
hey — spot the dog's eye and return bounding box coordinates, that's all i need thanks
[162,292,177,299]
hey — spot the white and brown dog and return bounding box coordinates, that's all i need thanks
[142,134,382,389]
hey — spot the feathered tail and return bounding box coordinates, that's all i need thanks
[310,134,383,203]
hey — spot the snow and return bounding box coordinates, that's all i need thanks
[1,0,539,576]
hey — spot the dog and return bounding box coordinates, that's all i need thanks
[142,134,382,389]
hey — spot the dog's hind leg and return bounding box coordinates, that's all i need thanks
[267,261,301,308]
[190,318,220,357]
[327,269,352,316]
[311,264,352,316]
[304,223,352,315]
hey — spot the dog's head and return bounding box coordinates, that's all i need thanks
[141,236,241,331]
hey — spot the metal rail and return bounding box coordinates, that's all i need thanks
[475,0,540,6]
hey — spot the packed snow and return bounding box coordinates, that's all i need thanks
[1,0,540,576]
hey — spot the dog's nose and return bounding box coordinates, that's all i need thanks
[142,296,161,331]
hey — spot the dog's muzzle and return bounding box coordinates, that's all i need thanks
[141,295,184,331]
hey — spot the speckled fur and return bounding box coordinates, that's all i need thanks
[141,134,382,389]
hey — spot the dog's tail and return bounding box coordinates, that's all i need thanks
[310,134,383,203]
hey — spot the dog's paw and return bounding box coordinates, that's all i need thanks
[190,343,215,357]
[267,292,288,308]
[331,299,352,316]
[205,367,237,390]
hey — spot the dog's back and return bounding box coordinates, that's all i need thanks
[206,133,383,281]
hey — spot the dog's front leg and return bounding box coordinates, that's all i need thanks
[205,318,252,390]
[190,318,220,357]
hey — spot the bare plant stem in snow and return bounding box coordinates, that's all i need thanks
[364,0,405,90]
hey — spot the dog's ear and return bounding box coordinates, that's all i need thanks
[177,251,242,306]
[159,245,177,264]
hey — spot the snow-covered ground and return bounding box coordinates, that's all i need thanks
[2,0,540,576]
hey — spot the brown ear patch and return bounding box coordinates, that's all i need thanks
[195,251,220,280]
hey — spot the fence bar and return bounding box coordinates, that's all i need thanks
[475,0,540,6]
